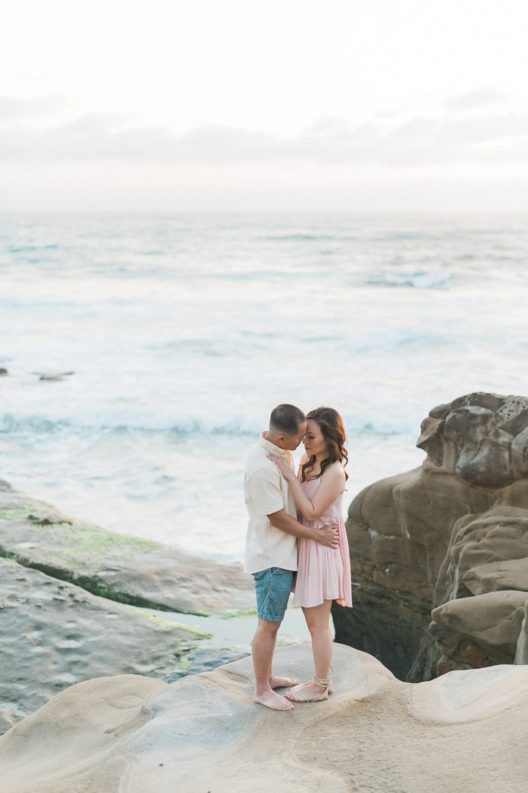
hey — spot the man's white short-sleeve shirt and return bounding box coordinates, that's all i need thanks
[244,434,298,574]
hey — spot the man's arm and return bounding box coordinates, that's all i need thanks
[268,509,339,548]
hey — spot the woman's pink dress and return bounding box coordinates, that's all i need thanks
[293,477,353,608]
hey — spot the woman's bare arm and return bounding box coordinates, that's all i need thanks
[288,464,345,520]
[268,454,346,520]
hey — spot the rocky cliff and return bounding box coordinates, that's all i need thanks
[333,392,528,680]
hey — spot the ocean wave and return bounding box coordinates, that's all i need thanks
[0,412,413,440]
[0,413,258,438]
[367,271,453,290]
[7,244,60,254]
[301,334,345,344]
[0,415,75,435]
[258,234,339,242]
[153,339,230,357]
[210,269,287,281]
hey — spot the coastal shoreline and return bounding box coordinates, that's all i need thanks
[0,478,310,732]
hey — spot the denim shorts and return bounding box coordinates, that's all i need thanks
[253,567,294,622]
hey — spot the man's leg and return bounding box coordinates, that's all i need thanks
[251,567,295,710]
[251,618,293,710]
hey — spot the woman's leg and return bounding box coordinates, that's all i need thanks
[305,599,333,679]
[286,599,333,701]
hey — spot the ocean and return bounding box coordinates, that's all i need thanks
[1,212,527,561]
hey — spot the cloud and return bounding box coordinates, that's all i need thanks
[1,108,528,168]
[0,94,70,121]
[444,88,509,112]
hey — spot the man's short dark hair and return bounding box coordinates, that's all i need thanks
[269,404,306,436]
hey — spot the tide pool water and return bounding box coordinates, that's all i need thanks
[1,212,527,560]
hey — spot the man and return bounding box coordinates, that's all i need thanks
[244,403,339,711]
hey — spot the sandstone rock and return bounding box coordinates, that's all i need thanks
[515,603,528,664]
[0,557,205,731]
[333,392,528,681]
[417,391,528,486]
[463,558,528,596]
[435,505,528,604]
[0,709,14,735]
[0,486,254,615]
[432,590,528,657]
[333,465,493,680]
[1,644,528,793]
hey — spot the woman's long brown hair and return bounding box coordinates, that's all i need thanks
[300,406,348,481]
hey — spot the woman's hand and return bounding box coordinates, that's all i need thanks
[267,452,295,481]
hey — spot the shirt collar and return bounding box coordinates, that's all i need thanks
[259,432,292,458]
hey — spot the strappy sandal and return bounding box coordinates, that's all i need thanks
[285,675,330,702]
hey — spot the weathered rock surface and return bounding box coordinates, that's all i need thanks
[2,644,528,793]
[515,602,528,663]
[435,505,528,604]
[333,392,528,680]
[463,558,528,596]
[432,590,528,659]
[0,484,253,615]
[0,557,205,732]
[32,370,74,381]
[418,391,528,485]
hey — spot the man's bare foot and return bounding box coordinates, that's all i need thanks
[284,680,329,702]
[253,690,294,711]
[269,675,299,689]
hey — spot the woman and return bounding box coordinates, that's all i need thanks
[268,406,352,702]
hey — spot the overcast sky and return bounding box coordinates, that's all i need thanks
[1,0,528,211]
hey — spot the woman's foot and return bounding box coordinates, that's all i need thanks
[269,674,299,689]
[253,689,294,710]
[284,677,330,702]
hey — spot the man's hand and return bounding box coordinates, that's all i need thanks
[268,509,339,548]
[316,523,339,548]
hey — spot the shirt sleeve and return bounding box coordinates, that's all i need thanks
[245,466,285,516]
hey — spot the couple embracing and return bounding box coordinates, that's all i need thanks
[244,403,352,711]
